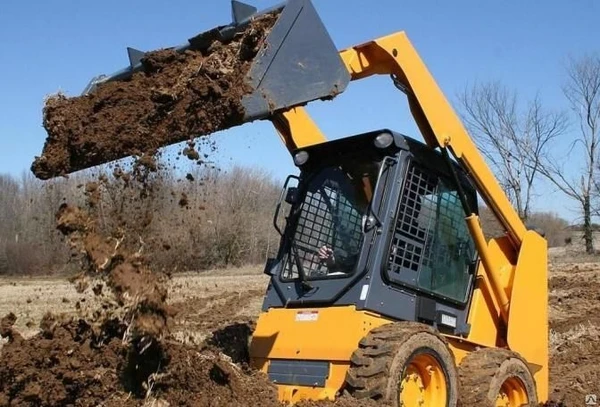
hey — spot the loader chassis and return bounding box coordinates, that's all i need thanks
[251,11,548,404]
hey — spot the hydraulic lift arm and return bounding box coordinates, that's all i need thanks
[272,31,528,324]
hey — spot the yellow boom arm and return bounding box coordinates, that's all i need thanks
[272,31,527,324]
[271,32,549,401]
[275,31,526,248]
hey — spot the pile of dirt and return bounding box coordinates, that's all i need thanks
[0,312,387,407]
[31,12,279,180]
[0,313,282,407]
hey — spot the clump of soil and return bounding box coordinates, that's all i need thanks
[296,397,386,407]
[31,13,279,180]
[54,198,174,343]
[0,316,129,406]
[0,313,18,341]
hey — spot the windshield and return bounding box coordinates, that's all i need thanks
[282,160,380,280]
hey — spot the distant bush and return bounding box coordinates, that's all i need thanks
[478,205,505,240]
[527,211,571,247]
[478,205,570,248]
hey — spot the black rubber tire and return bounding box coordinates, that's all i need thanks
[457,348,538,407]
[345,321,459,407]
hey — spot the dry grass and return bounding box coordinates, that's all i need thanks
[0,278,84,339]
[165,266,268,303]
[548,261,600,278]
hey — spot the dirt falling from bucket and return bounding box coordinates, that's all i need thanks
[31,12,279,180]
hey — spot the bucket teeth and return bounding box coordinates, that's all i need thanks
[127,47,145,69]
[231,0,257,24]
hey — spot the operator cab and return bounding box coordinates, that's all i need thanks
[263,129,479,336]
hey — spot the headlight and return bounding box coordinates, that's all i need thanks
[374,132,394,148]
[293,150,309,166]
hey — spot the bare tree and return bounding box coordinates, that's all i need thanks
[536,54,600,254]
[457,81,567,221]
[0,175,20,274]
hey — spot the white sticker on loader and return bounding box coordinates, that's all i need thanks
[359,284,369,300]
[295,310,319,322]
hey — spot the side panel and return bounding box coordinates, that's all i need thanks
[507,231,549,402]
[249,306,392,403]
[250,307,390,361]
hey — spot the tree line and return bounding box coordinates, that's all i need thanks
[0,162,572,276]
[0,164,282,275]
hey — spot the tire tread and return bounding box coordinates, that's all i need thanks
[345,321,457,405]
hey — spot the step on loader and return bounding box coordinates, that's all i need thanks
[34,0,549,406]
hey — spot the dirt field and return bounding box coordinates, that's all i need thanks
[0,267,268,344]
[1,254,599,406]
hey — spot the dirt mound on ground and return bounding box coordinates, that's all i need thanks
[0,314,282,407]
[31,12,278,180]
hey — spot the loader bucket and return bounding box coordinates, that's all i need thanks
[84,0,350,121]
[30,0,350,180]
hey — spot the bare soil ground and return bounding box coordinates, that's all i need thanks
[1,255,599,406]
[0,267,268,342]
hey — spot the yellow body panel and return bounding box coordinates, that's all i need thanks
[466,215,511,323]
[249,306,392,403]
[507,231,549,401]
[464,235,517,349]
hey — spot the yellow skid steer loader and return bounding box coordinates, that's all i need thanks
[36,1,548,405]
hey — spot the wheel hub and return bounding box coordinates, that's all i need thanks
[399,353,447,406]
[495,377,528,407]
